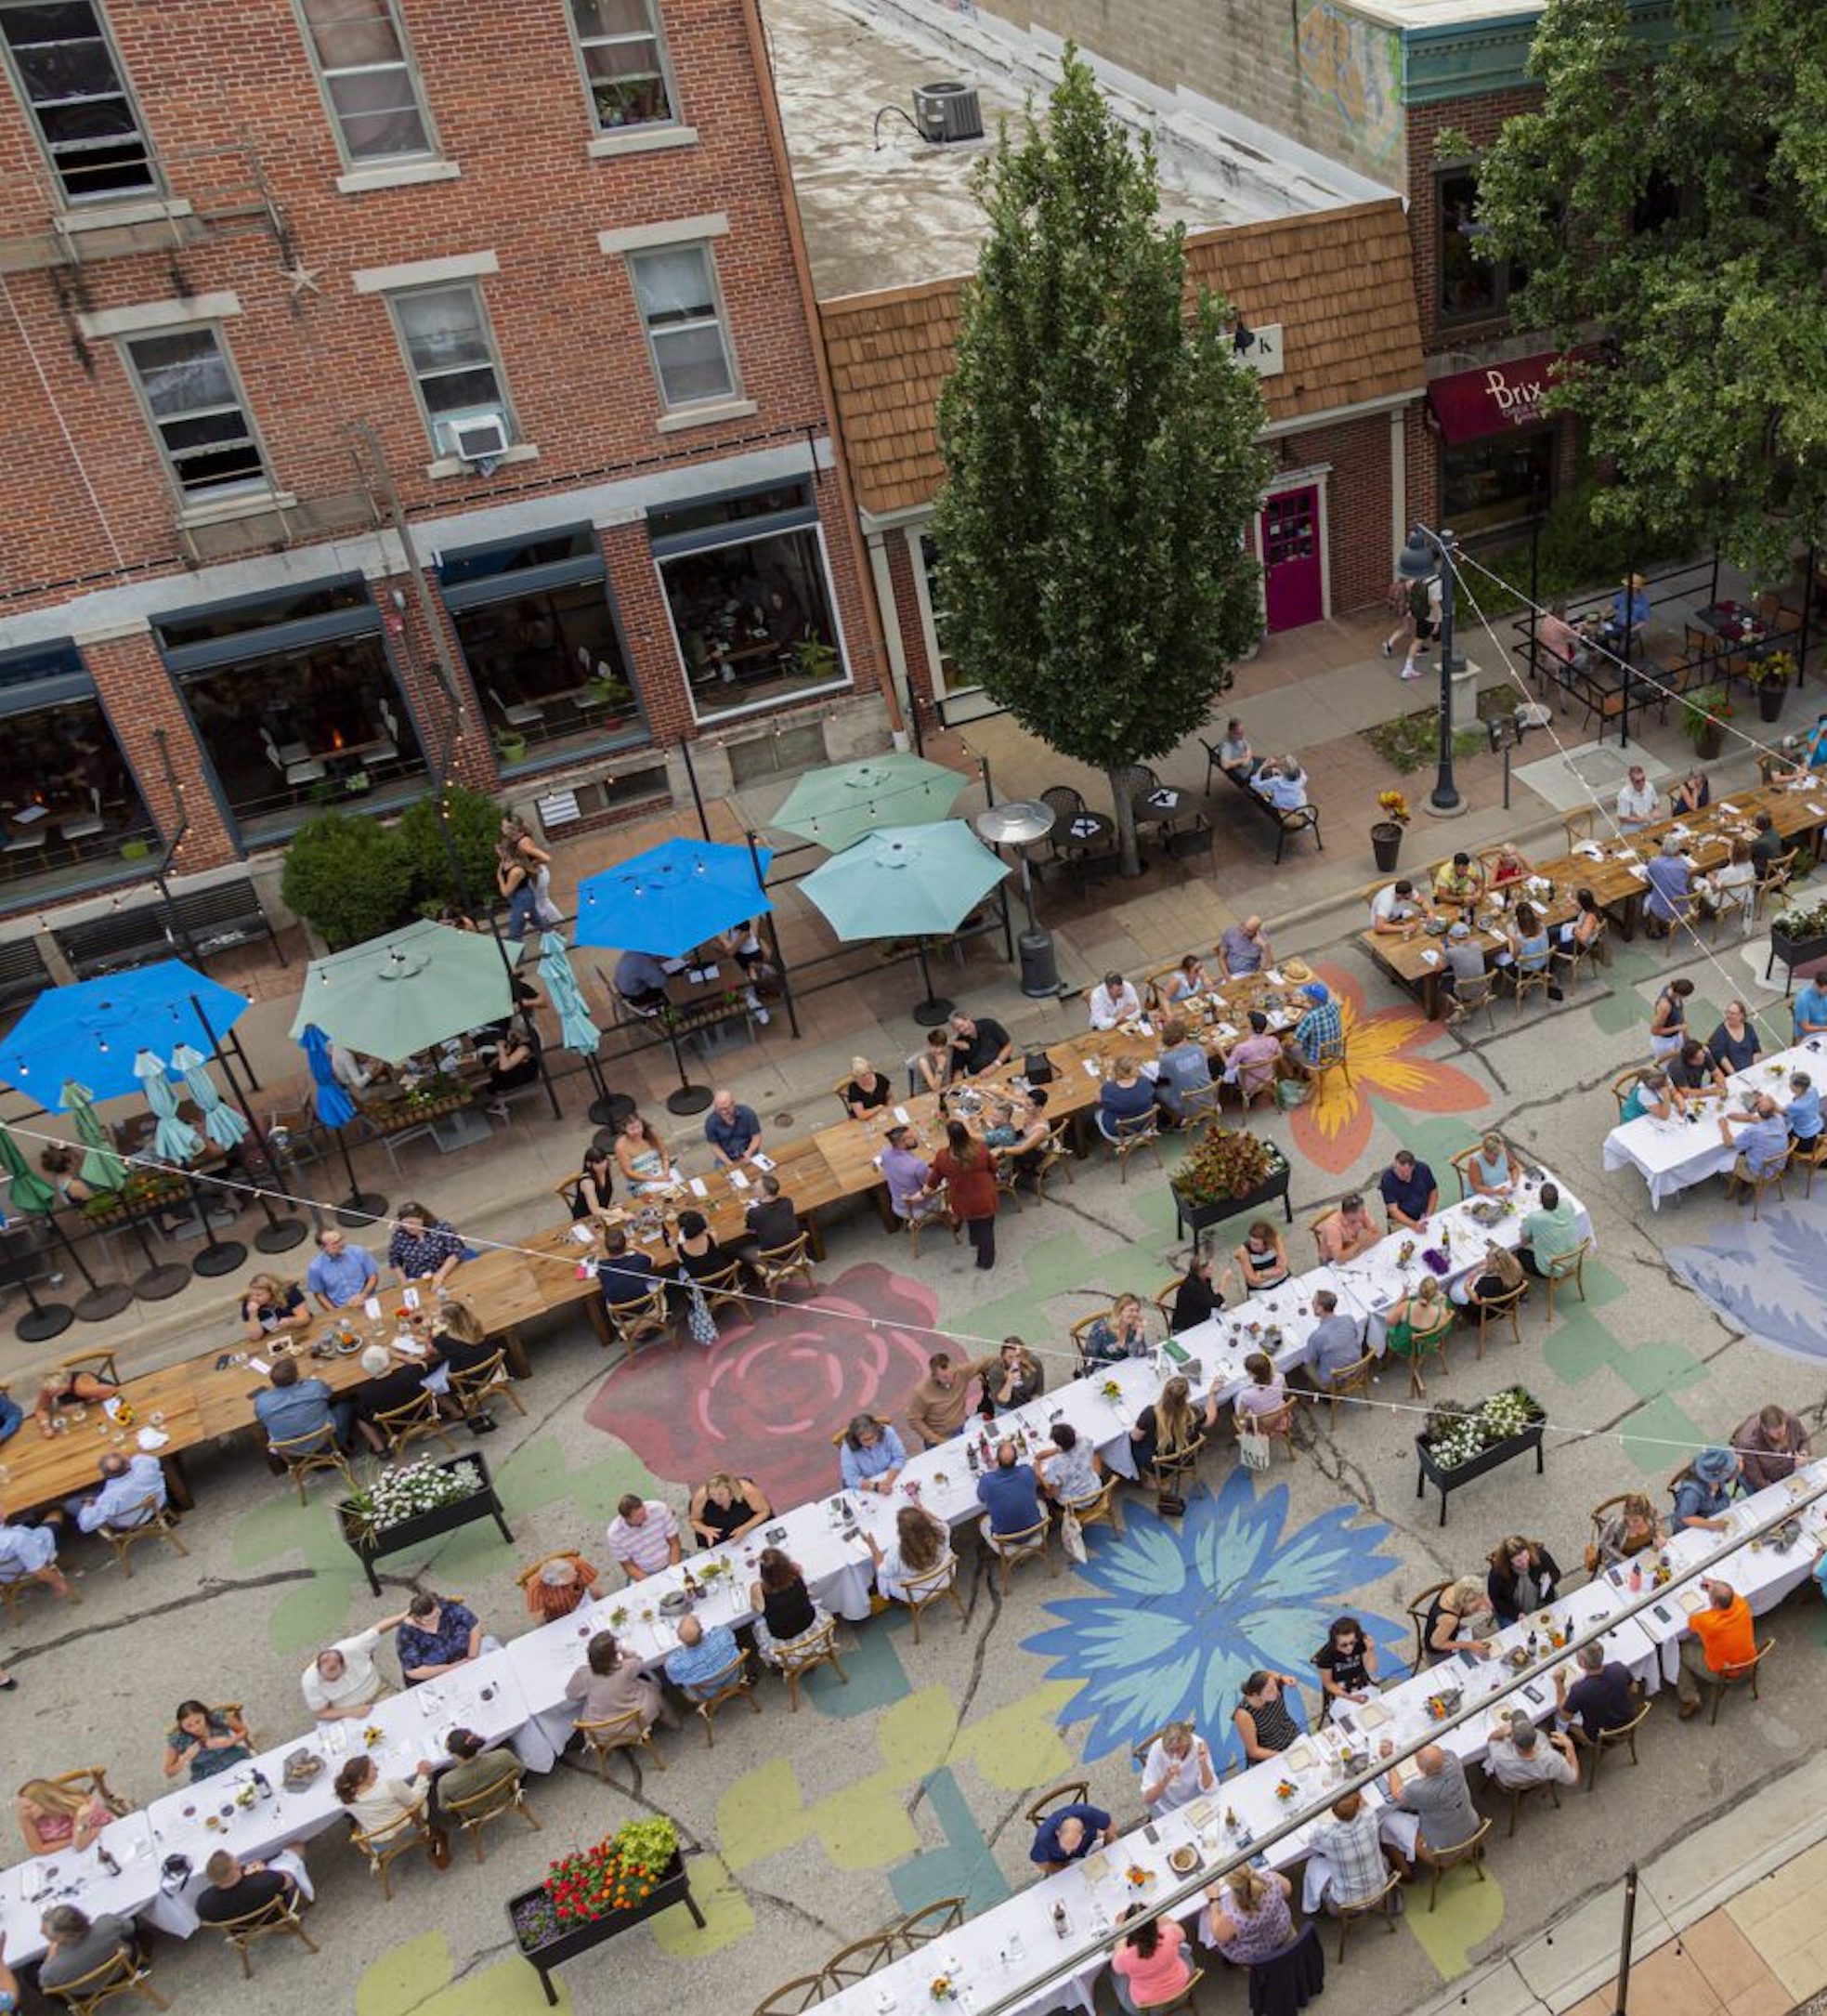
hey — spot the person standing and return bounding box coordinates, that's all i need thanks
[926,1120,998,1270]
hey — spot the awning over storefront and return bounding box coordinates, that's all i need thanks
[1428,350,1584,446]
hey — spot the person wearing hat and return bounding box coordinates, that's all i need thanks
[522,1551,601,1623]
[1442,920,1486,998]
[1675,1577,1755,1720]
[1290,982,1342,1075]
[1483,1709,1578,1792]
[1671,1447,1740,1532]
[1609,572,1651,643]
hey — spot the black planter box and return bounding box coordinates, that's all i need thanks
[337,1453,514,1596]
[1415,1421,1545,1526]
[1767,927,1827,997]
[1172,1159,1292,1247]
[508,1850,704,2006]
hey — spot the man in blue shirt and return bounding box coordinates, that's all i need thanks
[1252,758,1308,812]
[1302,1292,1364,1385]
[1378,1150,1438,1230]
[1029,1800,1116,1872]
[1794,977,1827,1042]
[840,1414,907,1495]
[614,949,671,1015]
[254,1356,356,1450]
[597,1231,659,1311]
[305,1227,379,1312]
[72,1452,166,1533]
[1787,1071,1823,1145]
[665,1615,743,1700]
[1292,983,1342,1068]
[704,1089,763,1166]
[1719,1094,1791,1177]
[1153,1019,1214,1121]
[976,1442,1041,1543]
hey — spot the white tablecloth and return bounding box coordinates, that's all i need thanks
[1603,1039,1825,1206]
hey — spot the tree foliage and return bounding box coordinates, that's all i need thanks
[1475,0,1827,579]
[398,782,502,918]
[933,47,1271,874]
[279,812,414,950]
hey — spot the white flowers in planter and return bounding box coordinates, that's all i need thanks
[350,1458,484,1535]
[1421,1386,1542,1473]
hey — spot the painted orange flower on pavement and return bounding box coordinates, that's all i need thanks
[1287,964,1488,1174]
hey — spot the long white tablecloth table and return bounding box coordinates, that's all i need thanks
[1602,1037,1824,1206]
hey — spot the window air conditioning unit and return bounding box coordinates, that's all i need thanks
[446,412,510,465]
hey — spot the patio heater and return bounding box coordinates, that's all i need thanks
[972,802,1061,997]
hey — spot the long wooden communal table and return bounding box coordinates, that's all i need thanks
[1361,777,1827,1018]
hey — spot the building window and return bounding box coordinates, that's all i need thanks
[0,0,158,203]
[650,481,848,724]
[1442,428,1554,538]
[296,0,433,164]
[122,326,268,501]
[1437,166,1525,326]
[438,525,648,772]
[154,577,427,844]
[388,283,514,454]
[628,243,737,410]
[567,0,677,133]
[915,532,959,691]
[0,640,157,904]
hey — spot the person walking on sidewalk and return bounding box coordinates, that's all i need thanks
[1397,572,1442,682]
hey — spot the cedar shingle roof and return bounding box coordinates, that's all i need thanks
[820,199,1425,519]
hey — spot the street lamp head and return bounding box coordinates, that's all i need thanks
[1396,526,1437,583]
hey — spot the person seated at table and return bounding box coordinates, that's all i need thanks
[979,1100,1022,1152]
[1550,887,1608,964]
[1029,1800,1116,1872]
[1670,766,1711,816]
[1314,1193,1379,1264]
[1088,970,1142,1030]
[1748,811,1788,880]
[385,1202,466,1289]
[1486,1535,1561,1626]
[1233,1669,1303,1760]
[716,915,775,1023]
[1252,754,1308,812]
[742,1172,801,1252]
[1465,1132,1524,1195]
[1787,1070,1824,1147]
[1423,1576,1497,1662]
[302,1614,408,1721]
[1163,950,1210,1001]
[35,1905,142,1995]
[1233,1352,1289,1433]
[1487,843,1531,891]
[1730,1402,1812,1491]
[1379,1148,1438,1231]
[1306,1790,1407,1914]
[614,1109,677,1194]
[350,1342,434,1452]
[1313,1616,1380,1708]
[664,1614,744,1702]
[1130,1374,1218,1484]
[1082,1291,1152,1365]
[1619,1067,1677,1122]
[1232,1218,1290,1293]
[976,1441,1044,1551]
[1205,1865,1297,1964]
[1302,1290,1365,1387]
[597,1229,662,1317]
[865,1504,952,1606]
[688,1472,772,1547]
[704,1088,763,1167]
[1224,1009,1285,1103]
[671,1210,739,1291]
[17,1778,113,1855]
[1610,571,1651,638]
[1111,1905,1196,2015]
[568,1144,616,1225]
[1386,1276,1453,1395]
[1504,900,1554,994]
[1154,1017,1214,1122]
[519,1552,600,1622]
[33,1366,120,1432]
[241,1272,309,1342]
[71,1449,166,1536]
[1369,876,1432,935]
[1139,1721,1217,1817]
[1485,1710,1579,1792]
[607,1494,682,1580]
[1537,601,1587,672]
[397,1591,491,1685]
[1555,1643,1642,1744]
[1643,835,1695,939]
[1096,1055,1157,1139]
[1615,764,1659,831]
[1441,919,1488,1000]
[1668,1039,1724,1098]
[1168,1254,1234,1330]
[1218,913,1273,978]
[1432,851,1485,909]
[0,1510,72,1602]
[1460,1239,1525,1316]
[913,1027,951,1095]
[840,1412,907,1495]
[37,1142,98,1208]
[981,1337,1044,1414]
[1675,1577,1755,1720]
[194,1849,306,1929]
[256,1352,356,1458]
[161,1701,252,1784]
[1793,974,1827,1043]
[947,1011,1012,1080]
[429,1728,522,1832]
[1289,981,1343,1078]
[613,947,672,1016]
[1217,716,1257,779]
[1670,1447,1739,1532]
[333,1755,447,1862]
[1383,1743,1481,1866]
[567,1630,677,1732]
[1035,1420,1103,1505]
[749,1547,829,1668]
[1594,1492,1664,1567]
[486,1015,542,1093]
[843,1057,892,1117]
[1518,1182,1580,1276]
[1706,1000,1763,1076]
[1719,1092,1791,1177]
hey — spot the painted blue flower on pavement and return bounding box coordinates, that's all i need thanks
[1023,1470,1403,1770]
[1667,1209,1827,1365]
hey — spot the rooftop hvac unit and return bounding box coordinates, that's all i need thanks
[913,82,983,144]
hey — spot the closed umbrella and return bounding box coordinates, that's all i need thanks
[300,1023,385,1225]
[573,839,773,959]
[774,753,968,855]
[62,1080,126,1194]
[169,1043,249,1151]
[289,919,511,1064]
[132,1050,202,1164]
[170,1034,307,1258]
[798,821,1010,1024]
[537,932,600,1053]
[0,1121,74,1342]
[0,1119,56,1216]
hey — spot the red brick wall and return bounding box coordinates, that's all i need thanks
[1271,412,1401,616]
[1404,87,1543,357]
[884,530,939,726]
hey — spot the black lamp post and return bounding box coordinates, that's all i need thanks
[1396,523,1465,815]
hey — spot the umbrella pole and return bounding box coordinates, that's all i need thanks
[3,1226,73,1342]
[185,1168,246,1278]
[664,1020,713,1118]
[191,993,310,1253]
[584,1053,633,1132]
[59,1216,134,1322]
[126,1205,191,1303]
[911,945,952,1027]
[333,1124,388,1229]
[745,829,799,1041]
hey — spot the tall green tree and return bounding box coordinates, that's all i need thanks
[1474,0,1827,580]
[933,48,1270,878]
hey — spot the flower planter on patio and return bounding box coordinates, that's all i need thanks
[336,1453,514,1596]
[1415,1392,1546,1526]
[1170,1159,1291,1246]
[507,1850,703,2007]
[1766,926,1827,996]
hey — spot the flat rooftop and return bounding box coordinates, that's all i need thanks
[1347,0,1543,24]
[761,0,1392,296]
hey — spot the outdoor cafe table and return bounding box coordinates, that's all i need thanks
[1601,1038,1823,1207]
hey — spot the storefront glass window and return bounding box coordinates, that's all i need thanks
[1442,428,1554,536]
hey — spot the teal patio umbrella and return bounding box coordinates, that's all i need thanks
[288,919,512,1064]
[774,753,969,855]
[0,1120,56,1217]
[798,821,1010,1024]
[133,1049,202,1164]
[536,932,600,1054]
[170,1042,250,1151]
[62,1080,126,1194]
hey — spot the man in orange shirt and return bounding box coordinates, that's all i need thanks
[1677,1577,1756,1719]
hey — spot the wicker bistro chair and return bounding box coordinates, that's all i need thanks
[769,1616,849,1711]
[347,1803,435,1900]
[1334,1868,1403,1961]
[753,1234,816,1299]
[441,1761,543,1862]
[96,1495,189,1578]
[576,1704,668,1779]
[980,1514,1053,1595]
[893,1897,967,1950]
[1703,1638,1774,1723]
[1024,1780,1092,1826]
[1103,1107,1164,1184]
[1543,1237,1593,1319]
[267,1425,355,1505]
[1472,1281,1528,1357]
[1425,1816,1493,1912]
[447,1348,528,1422]
[686,1647,763,1748]
[688,1257,750,1324]
[1320,1352,1375,1424]
[1061,1474,1125,1540]
[1405,1581,1451,1673]
[1569,1696,1651,1791]
[370,1387,460,1463]
[901,1553,967,1644]
[210,1885,320,1978]
[1726,1149,1790,1222]
[605,1282,673,1355]
[752,1976,830,2016]
[1504,1776,1562,1839]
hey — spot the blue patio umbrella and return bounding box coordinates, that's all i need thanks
[300,1022,385,1224]
[170,1042,249,1150]
[573,838,773,960]
[0,963,250,1107]
[132,1050,202,1164]
[536,932,600,1054]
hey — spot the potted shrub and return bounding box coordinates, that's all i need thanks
[1370,789,1410,873]
[1677,685,1731,760]
[494,727,530,766]
[1769,897,1827,985]
[1169,1120,1291,1242]
[508,1818,702,2006]
[337,1453,514,1595]
[1752,650,1796,724]
[1414,1385,1546,1524]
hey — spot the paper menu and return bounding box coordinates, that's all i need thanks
[245,1355,271,1375]
[569,1224,594,1244]
[750,1153,776,1172]
[688,1177,709,1198]
[728,1170,750,1189]
[893,1106,910,1125]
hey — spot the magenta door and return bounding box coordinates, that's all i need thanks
[1259,486,1324,632]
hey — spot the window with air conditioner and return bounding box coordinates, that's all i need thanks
[388,281,515,458]
[0,0,159,203]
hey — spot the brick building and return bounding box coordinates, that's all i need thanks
[0,0,895,945]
